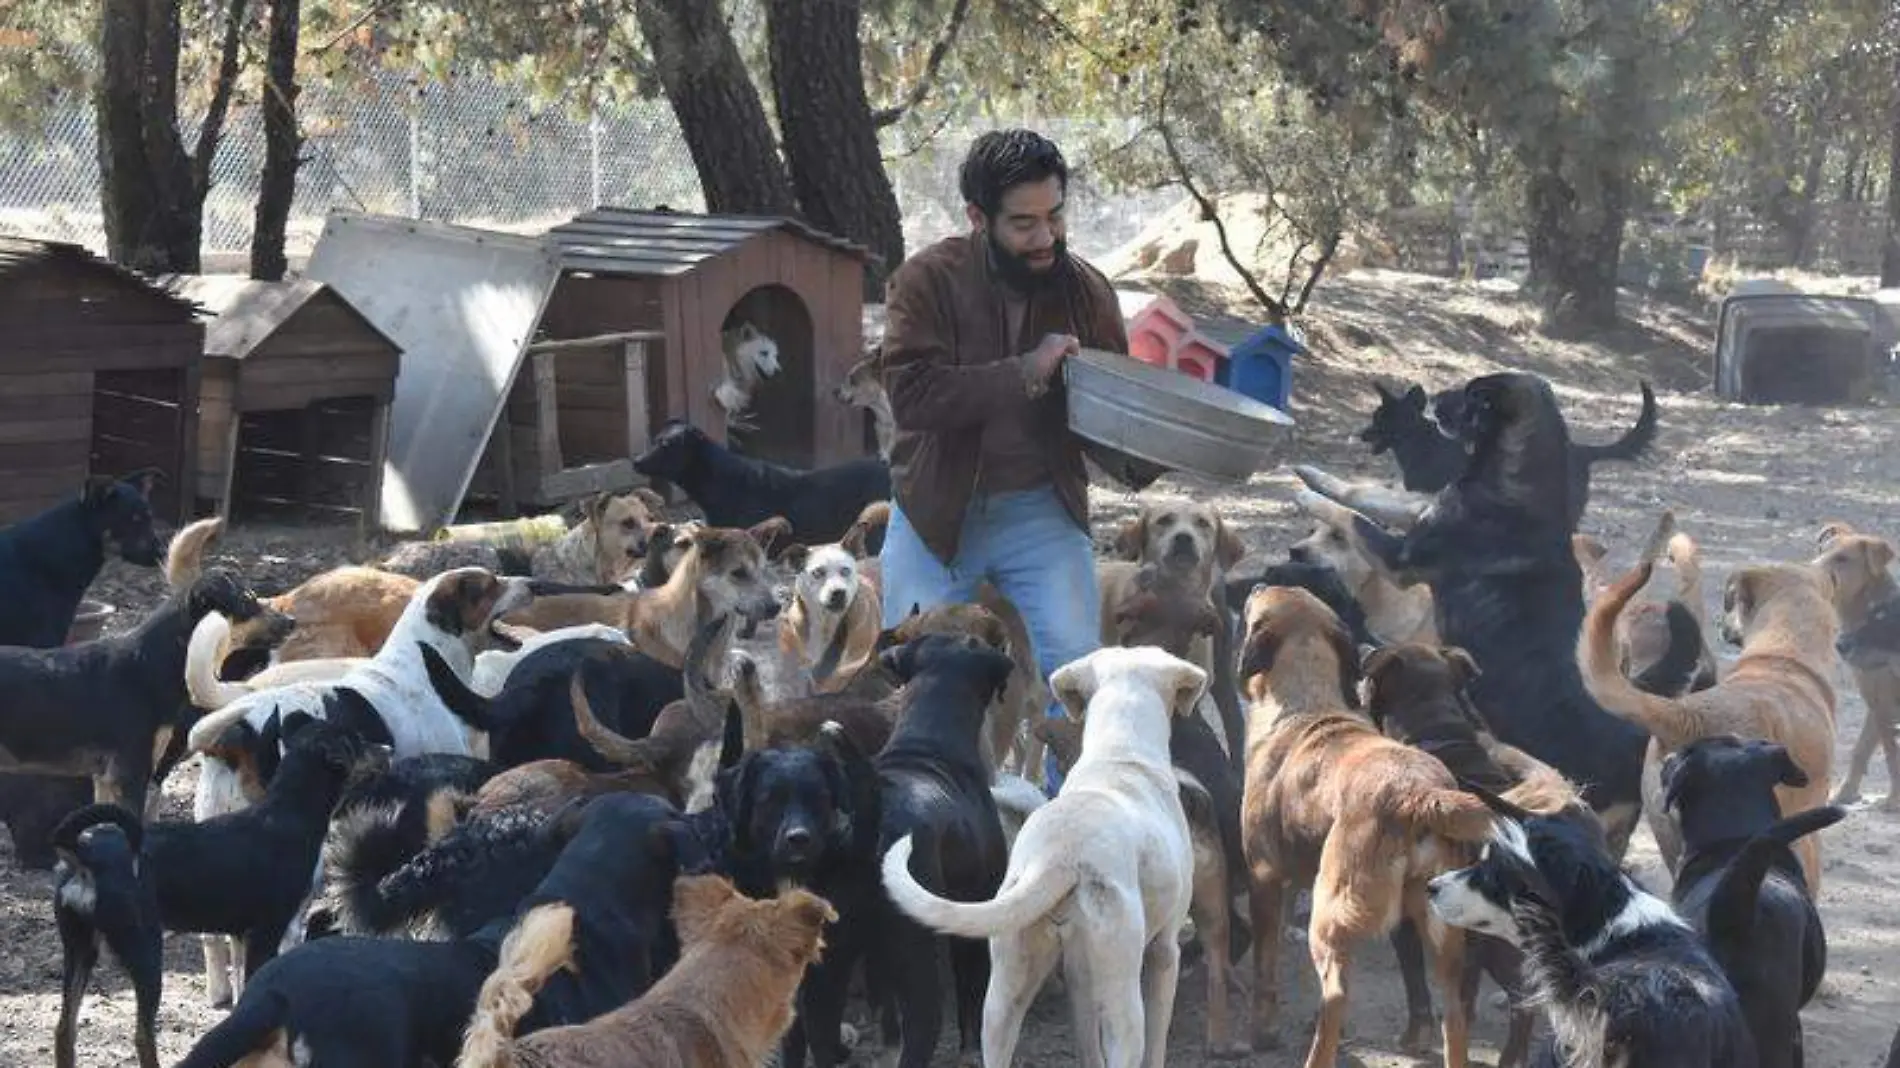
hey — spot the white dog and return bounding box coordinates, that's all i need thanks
[713,320,781,426]
[185,567,531,1005]
[882,645,1204,1068]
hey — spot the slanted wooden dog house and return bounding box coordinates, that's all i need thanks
[0,237,201,523]
[164,276,400,526]
[465,209,871,512]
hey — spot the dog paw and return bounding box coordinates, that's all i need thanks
[1399,1018,1437,1055]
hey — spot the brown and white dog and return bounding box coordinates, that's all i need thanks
[1813,520,1900,810]
[1581,554,1839,890]
[778,534,883,693]
[1238,586,1493,1067]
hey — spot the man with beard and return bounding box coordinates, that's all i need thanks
[878,129,1154,789]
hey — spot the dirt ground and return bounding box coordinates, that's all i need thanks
[5,269,1898,1067]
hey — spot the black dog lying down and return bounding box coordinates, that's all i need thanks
[50,715,372,1068]
[1359,378,1658,513]
[1429,789,1759,1068]
[1311,372,1652,857]
[1662,736,1846,1068]
[175,792,713,1068]
[632,419,891,545]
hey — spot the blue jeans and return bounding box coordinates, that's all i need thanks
[880,487,1101,791]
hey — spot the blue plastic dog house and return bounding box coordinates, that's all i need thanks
[1218,323,1302,410]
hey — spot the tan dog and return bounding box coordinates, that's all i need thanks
[1813,521,1900,809]
[265,566,421,662]
[778,537,883,693]
[461,875,833,1068]
[532,488,669,585]
[833,352,895,462]
[1580,555,1839,889]
[1575,513,1717,694]
[1239,586,1493,1068]
[500,522,784,668]
[1289,487,1437,644]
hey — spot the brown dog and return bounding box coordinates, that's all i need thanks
[501,522,783,668]
[1814,521,1900,810]
[1581,555,1839,889]
[833,352,895,462]
[458,874,833,1068]
[1364,642,1599,1068]
[1238,586,1492,1067]
[265,566,421,661]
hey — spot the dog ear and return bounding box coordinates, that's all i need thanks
[80,474,117,507]
[1216,519,1247,571]
[779,544,811,572]
[1373,380,1397,403]
[1113,515,1148,561]
[1723,570,1759,625]
[581,492,613,530]
[877,640,918,682]
[280,710,317,741]
[746,516,793,554]
[1162,658,1210,719]
[1049,657,1095,722]
[1816,521,1857,549]
[715,755,760,854]
[780,887,840,936]
[1403,384,1426,407]
[671,873,739,943]
[1443,646,1482,687]
[1238,625,1281,686]
[121,467,163,499]
[1326,620,1364,709]
[1360,644,1400,683]
[631,487,668,514]
[1763,743,1809,788]
[1865,539,1897,574]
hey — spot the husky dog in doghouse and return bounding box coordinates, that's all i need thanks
[715,321,781,431]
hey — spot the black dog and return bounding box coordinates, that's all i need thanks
[1661,736,1847,1068]
[0,469,164,649]
[420,637,684,770]
[1360,379,1658,511]
[1631,600,1717,697]
[50,714,372,1068]
[1837,591,1900,669]
[632,420,891,544]
[1228,559,1380,650]
[720,722,883,1068]
[176,792,714,1068]
[870,633,1015,1068]
[1428,789,1758,1068]
[0,567,278,820]
[1345,372,1651,857]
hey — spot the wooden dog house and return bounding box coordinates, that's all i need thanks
[466,209,870,513]
[164,276,400,526]
[0,237,201,523]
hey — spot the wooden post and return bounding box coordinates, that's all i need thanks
[298,404,323,522]
[175,360,203,523]
[532,351,562,481]
[364,399,391,532]
[490,406,519,519]
[623,338,649,457]
[215,413,242,523]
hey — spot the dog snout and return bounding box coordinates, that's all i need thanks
[1287,543,1312,564]
[1167,531,1197,558]
[822,588,849,612]
[775,824,817,865]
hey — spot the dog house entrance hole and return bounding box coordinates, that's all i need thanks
[1740,326,1874,405]
[722,286,815,469]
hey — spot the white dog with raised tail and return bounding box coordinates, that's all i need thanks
[881,645,1204,1068]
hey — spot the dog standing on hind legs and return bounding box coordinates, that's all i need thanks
[882,646,1206,1068]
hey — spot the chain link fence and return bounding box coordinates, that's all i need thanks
[0,68,1170,266]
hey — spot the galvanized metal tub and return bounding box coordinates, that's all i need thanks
[1065,347,1294,483]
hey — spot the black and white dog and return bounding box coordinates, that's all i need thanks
[1427,789,1758,1068]
[1661,736,1845,1068]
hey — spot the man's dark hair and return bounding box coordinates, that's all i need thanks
[959,130,1068,218]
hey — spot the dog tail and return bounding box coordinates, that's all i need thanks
[164,516,225,591]
[1578,559,1685,738]
[51,802,145,864]
[841,500,893,557]
[1666,530,1708,629]
[186,611,253,711]
[1394,787,1496,844]
[458,902,576,1068]
[323,801,436,936]
[1575,381,1658,467]
[420,642,502,733]
[187,699,261,754]
[1706,804,1847,948]
[570,657,657,769]
[1630,602,1706,699]
[373,805,559,936]
[880,833,1076,939]
[172,988,291,1068]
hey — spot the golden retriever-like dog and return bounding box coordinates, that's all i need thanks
[1580,554,1839,890]
[459,875,834,1068]
[1239,586,1493,1068]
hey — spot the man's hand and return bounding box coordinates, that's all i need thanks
[1025,332,1080,388]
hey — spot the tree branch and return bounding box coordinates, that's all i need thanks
[1155,61,1287,323]
[871,0,971,128]
[1292,231,1340,315]
[193,0,252,198]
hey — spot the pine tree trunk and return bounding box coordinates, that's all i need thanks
[764,0,906,297]
[250,0,301,280]
[635,0,796,217]
[97,0,163,269]
[1524,151,1627,332]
